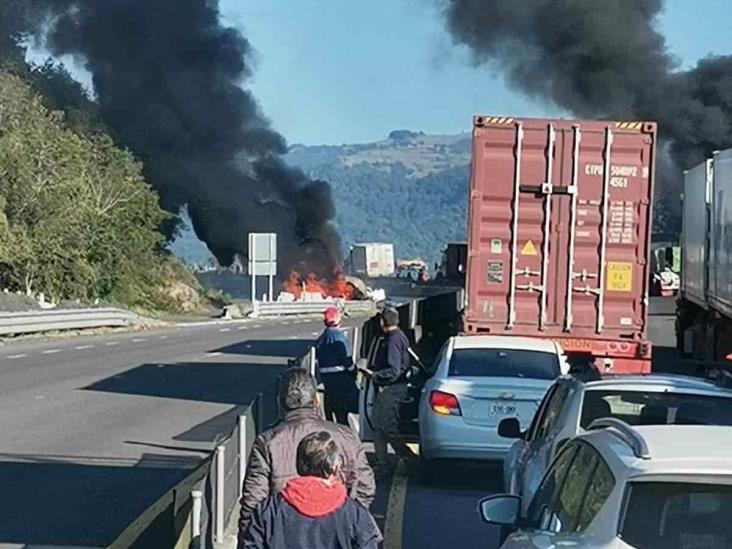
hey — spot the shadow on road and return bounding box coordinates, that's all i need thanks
[212,338,314,358]
[0,453,192,547]
[83,361,284,405]
[401,461,503,549]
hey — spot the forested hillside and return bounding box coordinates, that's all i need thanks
[0,57,205,312]
[286,131,470,265]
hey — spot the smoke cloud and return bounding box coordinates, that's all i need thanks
[2,0,341,275]
[442,0,732,171]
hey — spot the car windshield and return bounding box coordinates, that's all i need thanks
[620,481,732,549]
[448,348,559,379]
[580,390,732,429]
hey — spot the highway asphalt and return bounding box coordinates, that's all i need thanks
[370,297,684,549]
[0,297,681,548]
[0,317,329,547]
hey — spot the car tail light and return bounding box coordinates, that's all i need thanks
[430,390,462,416]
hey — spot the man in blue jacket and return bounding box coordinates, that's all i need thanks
[315,307,357,425]
[240,431,381,549]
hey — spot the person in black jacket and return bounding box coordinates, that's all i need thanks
[362,308,418,475]
[240,431,381,549]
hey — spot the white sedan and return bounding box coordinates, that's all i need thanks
[418,335,567,472]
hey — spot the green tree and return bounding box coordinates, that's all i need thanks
[0,71,175,309]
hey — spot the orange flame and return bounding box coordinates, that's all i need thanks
[284,270,358,300]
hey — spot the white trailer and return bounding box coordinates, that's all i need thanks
[349,243,395,278]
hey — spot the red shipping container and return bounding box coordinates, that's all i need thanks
[464,116,656,373]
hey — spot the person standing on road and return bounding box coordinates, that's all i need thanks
[240,431,382,549]
[238,368,375,539]
[361,308,418,475]
[315,306,358,425]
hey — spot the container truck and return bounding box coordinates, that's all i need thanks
[676,149,732,360]
[464,116,657,373]
[436,242,468,282]
[349,243,395,278]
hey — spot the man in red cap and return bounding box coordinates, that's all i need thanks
[315,306,358,425]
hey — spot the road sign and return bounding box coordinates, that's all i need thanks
[248,233,277,276]
[248,233,277,302]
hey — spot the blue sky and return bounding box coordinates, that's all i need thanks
[221,0,732,145]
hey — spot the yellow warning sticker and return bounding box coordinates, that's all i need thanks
[607,262,633,292]
[521,240,538,256]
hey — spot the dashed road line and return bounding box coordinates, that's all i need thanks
[6,354,27,359]
[159,335,169,340]
[105,341,119,347]
[253,325,262,329]
[237,326,248,331]
[75,345,94,350]
[42,349,61,355]
[132,338,147,343]
[219,328,231,333]
[384,463,408,549]
[206,351,223,358]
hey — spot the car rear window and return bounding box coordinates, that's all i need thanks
[580,390,732,429]
[620,481,732,549]
[448,348,560,379]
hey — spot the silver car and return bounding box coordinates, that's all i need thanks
[418,335,567,470]
[481,422,732,549]
[500,373,732,511]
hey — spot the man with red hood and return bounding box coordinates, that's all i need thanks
[240,431,382,549]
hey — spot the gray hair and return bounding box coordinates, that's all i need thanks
[279,368,317,411]
[296,431,340,478]
[380,307,399,328]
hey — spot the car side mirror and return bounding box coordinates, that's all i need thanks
[478,495,521,526]
[498,417,524,439]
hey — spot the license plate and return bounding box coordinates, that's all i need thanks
[491,403,517,416]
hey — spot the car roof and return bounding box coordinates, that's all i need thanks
[561,373,732,397]
[451,335,559,353]
[581,425,732,477]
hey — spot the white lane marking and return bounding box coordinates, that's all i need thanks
[384,461,408,549]
[105,341,119,347]
[206,351,223,358]
[6,354,27,359]
[132,338,147,343]
[311,332,320,336]
[75,345,94,350]
[219,328,231,333]
[159,335,168,340]
[253,325,262,329]
[237,326,247,331]
[42,349,60,355]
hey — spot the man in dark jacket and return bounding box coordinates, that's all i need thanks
[238,368,375,537]
[315,306,358,425]
[240,431,381,549]
[367,308,418,473]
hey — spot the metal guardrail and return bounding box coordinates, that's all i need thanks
[250,300,376,319]
[251,300,340,318]
[104,395,264,549]
[0,307,138,336]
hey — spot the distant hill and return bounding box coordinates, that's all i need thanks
[169,131,470,268]
[287,131,470,265]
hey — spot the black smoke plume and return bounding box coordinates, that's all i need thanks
[442,0,732,202]
[2,0,341,275]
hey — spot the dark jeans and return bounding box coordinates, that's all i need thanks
[372,383,415,465]
[324,392,352,425]
[322,373,358,426]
